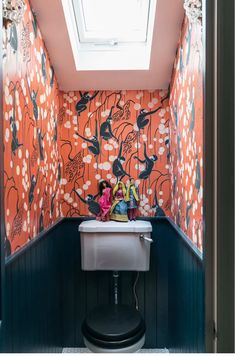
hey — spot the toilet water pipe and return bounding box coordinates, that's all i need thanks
[113,271,119,305]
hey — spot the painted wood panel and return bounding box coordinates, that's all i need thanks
[167,220,204,352]
[1,222,63,352]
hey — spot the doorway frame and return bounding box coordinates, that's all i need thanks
[203,0,216,352]
[204,0,235,352]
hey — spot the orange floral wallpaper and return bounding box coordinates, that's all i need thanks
[169,16,203,251]
[3,0,61,255]
[58,90,172,218]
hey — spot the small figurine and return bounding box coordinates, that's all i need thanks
[126,177,139,221]
[96,180,112,221]
[110,181,128,222]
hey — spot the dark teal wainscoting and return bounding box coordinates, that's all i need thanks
[1,220,64,353]
[0,217,204,352]
[166,219,204,352]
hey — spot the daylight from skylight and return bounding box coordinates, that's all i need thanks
[62,0,157,70]
[79,0,150,42]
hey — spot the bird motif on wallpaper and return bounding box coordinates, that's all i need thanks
[64,151,85,183]
[30,140,39,167]
[112,142,130,180]
[60,140,85,182]
[41,189,50,212]
[100,106,118,141]
[73,190,101,215]
[75,120,100,157]
[58,107,66,126]
[122,130,138,155]
[9,23,18,53]
[75,91,99,116]
[112,99,133,122]
[10,90,23,155]
[10,204,24,241]
[21,22,31,63]
[134,143,158,180]
[136,107,163,131]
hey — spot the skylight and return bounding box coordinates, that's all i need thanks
[74,0,150,43]
[61,0,157,71]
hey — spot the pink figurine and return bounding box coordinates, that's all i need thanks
[96,180,112,221]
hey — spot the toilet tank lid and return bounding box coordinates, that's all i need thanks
[78,220,152,233]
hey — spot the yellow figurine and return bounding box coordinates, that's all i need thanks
[126,177,139,221]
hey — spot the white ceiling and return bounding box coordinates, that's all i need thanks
[30,0,184,91]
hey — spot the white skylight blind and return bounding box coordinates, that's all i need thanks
[73,0,150,44]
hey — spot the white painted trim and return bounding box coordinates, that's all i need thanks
[61,0,81,70]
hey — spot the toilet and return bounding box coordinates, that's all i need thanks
[79,220,152,353]
[82,304,146,353]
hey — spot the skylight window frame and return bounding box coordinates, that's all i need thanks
[61,0,157,71]
[72,0,151,45]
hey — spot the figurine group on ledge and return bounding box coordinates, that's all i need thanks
[96,178,139,222]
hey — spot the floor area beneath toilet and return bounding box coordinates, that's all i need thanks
[62,348,169,353]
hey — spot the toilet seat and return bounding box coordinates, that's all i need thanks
[82,305,146,352]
